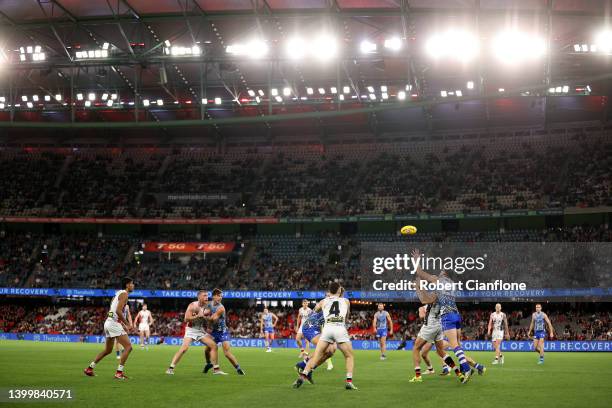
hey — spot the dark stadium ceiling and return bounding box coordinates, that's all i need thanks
[1,0,612,141]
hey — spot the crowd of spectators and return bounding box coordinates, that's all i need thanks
[0,225,610,291]
[1,303,609,342]
[0,135,610,219]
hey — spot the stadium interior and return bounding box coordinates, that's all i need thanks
[0,1,611,406]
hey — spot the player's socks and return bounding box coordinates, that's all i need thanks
[296,361,307,371]
[345,373,357,389]
[453,346,470,373]
[212,365,228,375]
[117,364,124,372]
[89,362,96,369]
[326,359,333,370]
[414,366,421,378]
[397,340,407,350]
[474,363,486,375]
[235,364,245,375]
[301,370,314,384]
[441,355,461,377]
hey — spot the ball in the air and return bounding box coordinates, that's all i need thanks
[400,225,417,235]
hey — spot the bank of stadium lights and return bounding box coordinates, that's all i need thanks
[440,89,463,98]
[425,30,479,62]
[548,85,570,94]
[143,99,150,107]
[343,86,350,94]
[285,34,337,62]
[306,87,314,95]
[247,90,256,97]
[594,30,612,53]
[214,97,222,105]
[283,87,291,97]
[19,46,45,62]
[573,44,597,53]
[467,81,475,89]
[492,31,546,64]
[398,91,406,100]
[163,40,201,57]
[226,40,267,58]
[330,87,337,94]
[360,40,377,54]
[384,37,402,51]
[318,88,325,95]
[75,43,110,59]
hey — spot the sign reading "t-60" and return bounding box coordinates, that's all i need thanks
[143,242,236,253]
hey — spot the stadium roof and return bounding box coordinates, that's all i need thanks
[0,0,612,143]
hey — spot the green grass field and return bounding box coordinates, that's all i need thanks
[0,341,611,408]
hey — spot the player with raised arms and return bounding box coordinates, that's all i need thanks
[527,303,554,364]
[409,276,466,382]
[373,303,393,360]
[488,303,510,364]
[202,288,245,375]
[134,303,154,350]
[165,290,225,375]
[293,282,357,390]
[84,277,135,379]
[295,299,313,358]
[412,248,474,383]
[260,308,278,352]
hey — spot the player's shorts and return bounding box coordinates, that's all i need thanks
[138,323,150,332]
[264,327,274,334]
[212,330,230,344]
[417,324,444,344]
[376,328,388,338]
[320,325,350,344]
[534,330,546,340]
[492,330,504,341]
[303,326,321,342]
[104,319,127,338]
[184,326,208,342]
[441,313,462,331]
